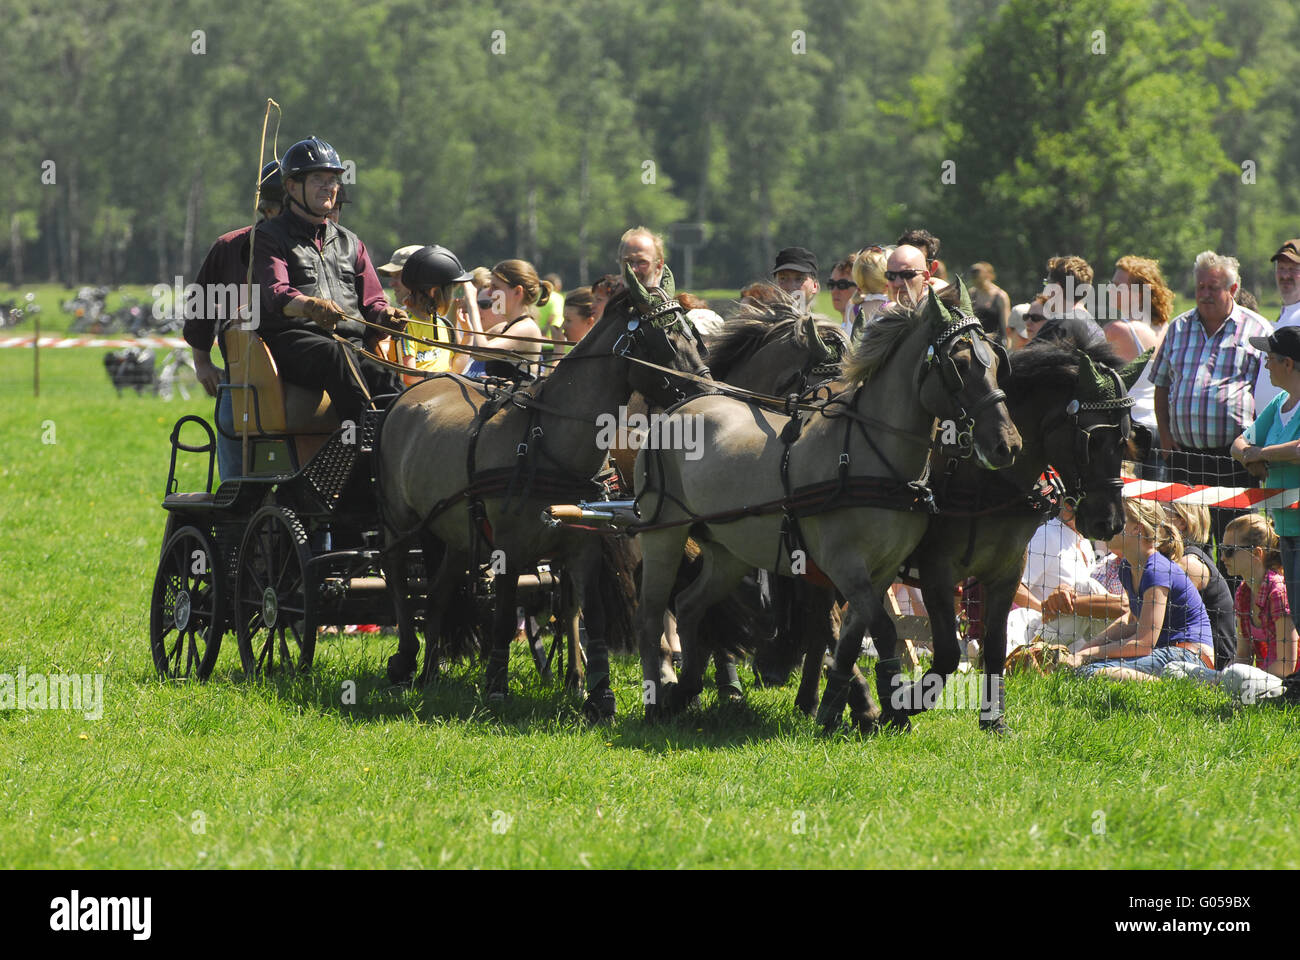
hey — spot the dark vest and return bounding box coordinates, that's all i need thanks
[255,212,366,338]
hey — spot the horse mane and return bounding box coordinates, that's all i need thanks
[705,297,845,381]
[841,304,916,384]
[1008,328,1123,395]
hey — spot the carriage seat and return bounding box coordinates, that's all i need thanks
[224,327,340,472]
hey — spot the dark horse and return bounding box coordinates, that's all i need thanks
[377,264,711,720]
[879,331,1143,733]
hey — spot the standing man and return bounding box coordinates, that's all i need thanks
[252,136,407,426]
[1152,251,1273,540]
[970,261,1011,347]
[1271,239,1300,331]
[185,160,284,480]
[772,246,820,310]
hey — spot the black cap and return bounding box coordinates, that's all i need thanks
[1249,327,1300,361]
[280,136,345,179]
[773,246,818,277]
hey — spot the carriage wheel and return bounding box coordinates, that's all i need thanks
[150,525,225,679]
[233,506,317,677]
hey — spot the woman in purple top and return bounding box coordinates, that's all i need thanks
[1070,498,1213,679]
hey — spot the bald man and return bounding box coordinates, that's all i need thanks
[885,244,932,308]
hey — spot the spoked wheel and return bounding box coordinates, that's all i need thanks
[150,525,225,679]
[234,505,317,677]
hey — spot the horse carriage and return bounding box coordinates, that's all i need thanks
[148,266,1142,738]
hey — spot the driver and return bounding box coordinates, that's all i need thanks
[252,136,407,424]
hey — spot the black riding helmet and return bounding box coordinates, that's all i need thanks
[401,245,473,293]
[257,160,284,207]
[280,136,345,219]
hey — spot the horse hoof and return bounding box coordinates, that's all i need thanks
[486,690,508,706]
[754,670,790,689]
[718,686,744,705]
[386,654,416,687]
[880,711,911,733]
[582,688,617,724]
[851,707,882,735]
[979,716,1011,736]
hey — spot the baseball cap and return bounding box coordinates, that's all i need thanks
[773,246,818,277]
[1248,326,1300,361]
[378,244,424,276]
[1270,240,1300,265]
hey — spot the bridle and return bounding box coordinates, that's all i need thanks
[923,313,1011,461]
[1044,362,1134,508]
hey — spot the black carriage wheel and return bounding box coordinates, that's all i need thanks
[233,506,317,677]
[150,525,225,680]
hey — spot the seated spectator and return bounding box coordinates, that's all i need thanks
[1164,501,1237,668]
[1231,326,1300,620]
[1007,502,1121,652]
[1069,498,1214,679]
[1222,514,1299,679]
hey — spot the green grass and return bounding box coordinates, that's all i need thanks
[2,349,1298,868]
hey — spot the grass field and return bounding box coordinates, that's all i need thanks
[3,347,1298,870]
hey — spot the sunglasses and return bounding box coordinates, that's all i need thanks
[826,279,857,290]
[1220,544,1253,557]
[885,269,925,281]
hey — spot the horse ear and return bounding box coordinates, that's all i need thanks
[923,284,946,330]
[955,275,974,317]
[803,315,835,363]
[659,265,676,299]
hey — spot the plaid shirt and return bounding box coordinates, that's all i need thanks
[1150,305,1273,448]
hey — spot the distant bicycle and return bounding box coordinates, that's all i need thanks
[0,292,39,329]
[156,346,197,401]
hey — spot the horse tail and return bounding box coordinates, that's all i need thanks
[595,534,640,653]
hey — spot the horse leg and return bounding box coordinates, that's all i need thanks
[484,562,519,703]
[977,575,1018,735]
[866,587,913,731]
[793,583,835,715]
[417,547,460,684]
[817,566,884,732]
[889,551,964,718]
[566,570,587,693]
[383,542,420,685]
[672,545,750,714]
[569,546,616,723]
[635,528,691,721]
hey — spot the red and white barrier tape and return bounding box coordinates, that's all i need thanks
[0,336,188,349]
[1122,477,1300,510]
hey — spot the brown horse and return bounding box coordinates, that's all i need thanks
[632,284,1022,724]
[377,265,710,720]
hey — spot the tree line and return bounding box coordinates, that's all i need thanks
[3,0,1297,303]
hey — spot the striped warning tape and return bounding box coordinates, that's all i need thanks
[1122,477,1299,510]
[0,336,189,349]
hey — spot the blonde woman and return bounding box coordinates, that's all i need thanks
[1163,501,1237,669]
[846,244,891,343]
[1221,514,1299,679]
[1070,498,1213,679]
